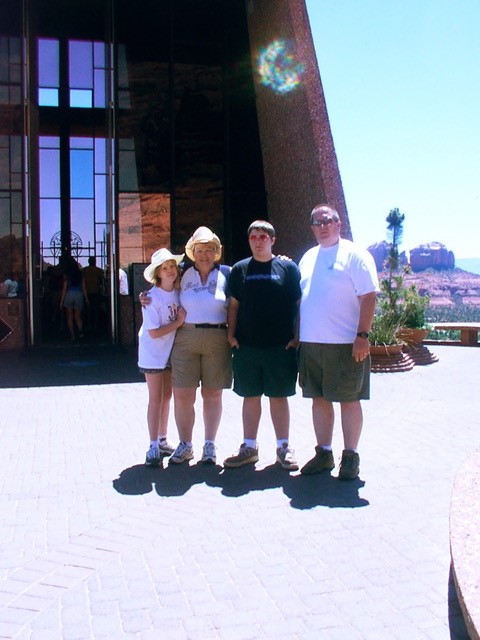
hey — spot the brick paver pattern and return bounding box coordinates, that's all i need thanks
[0,346,477,639]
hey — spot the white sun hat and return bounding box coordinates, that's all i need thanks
[143,248,184,284]
[185,226,222,262]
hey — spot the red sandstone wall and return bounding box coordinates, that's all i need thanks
[246,0,350,260]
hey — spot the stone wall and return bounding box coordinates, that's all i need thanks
[245,0,350,261]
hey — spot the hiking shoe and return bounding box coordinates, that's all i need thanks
[223,443,259,468]
[201,442,217,464]
[158,440,175,456]
[276,443,299,471]
[338,450,360,480]
[145,445,161,466]
[169,442,194,464]
[300,446,335,475]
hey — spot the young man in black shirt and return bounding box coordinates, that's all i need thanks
[224,220,300,470]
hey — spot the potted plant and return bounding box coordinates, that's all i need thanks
[369,308,404,356]
[397,283,430,346]
[369,208,406,356]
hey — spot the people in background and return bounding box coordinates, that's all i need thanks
[2,274,18,298]
[60,255,88,342]
[82,257,104,332]
[119,267,129,295]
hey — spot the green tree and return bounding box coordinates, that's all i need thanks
[382,207,406,319]
[386,207,405,276]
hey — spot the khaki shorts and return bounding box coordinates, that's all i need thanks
[171,325,232,389]
[298,342,370,401]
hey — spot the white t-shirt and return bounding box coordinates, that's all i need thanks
[138,287,180,369]
[299,239,379,343]
[179,266,228,324]
[119,269,129,295]
[4,279,18,298]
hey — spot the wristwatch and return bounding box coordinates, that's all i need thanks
[356,331,369,338]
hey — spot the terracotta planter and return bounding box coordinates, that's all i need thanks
[369,343,403,356]
[397,328,428,346]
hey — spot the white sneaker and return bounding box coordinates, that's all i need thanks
[276,443,299,471]
[145,445,161,466]
[169,442,194,464]
[201,442,217,464]
[158,440,175,456]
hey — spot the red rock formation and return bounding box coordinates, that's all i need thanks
[410,242,455,272]
[367,241,407,272]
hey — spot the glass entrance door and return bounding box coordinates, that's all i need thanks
[34,36,115,345]
[38,133,112,343]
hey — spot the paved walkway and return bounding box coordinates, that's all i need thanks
[0,345,478,639]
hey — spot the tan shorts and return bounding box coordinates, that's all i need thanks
[171,325,232,389]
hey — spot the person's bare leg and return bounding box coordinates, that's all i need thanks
[201,387,222,441]
[242,396,261,440]
[158,370,172,438]
[173,387,196,442]
[269,397,289,439]
[66,308,75,339]
[312,396,335,446]
[74,308,83,333]
[145,373,163,441]
[340,401,363,450]
[300,396,335,474]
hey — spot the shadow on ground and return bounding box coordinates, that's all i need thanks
[113,461,368,510]
[448,563,470,639]
[0,345,143,388]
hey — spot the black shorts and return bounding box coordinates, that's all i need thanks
[232,344,297,398]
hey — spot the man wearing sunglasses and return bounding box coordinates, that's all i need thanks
[298,204,379,480]
[224,220,301,471]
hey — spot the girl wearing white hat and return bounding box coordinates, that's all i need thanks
[138,248,186,466]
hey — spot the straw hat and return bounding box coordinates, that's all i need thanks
[143,248,184,284]
[185,226,222,262]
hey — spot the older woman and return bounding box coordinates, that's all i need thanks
[142,227,231,464]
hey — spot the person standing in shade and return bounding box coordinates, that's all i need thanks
[82,257,104,332]
[138,249,186,466]
[298,204,379,480]
[60,255,88,342]
[223,220,300,471]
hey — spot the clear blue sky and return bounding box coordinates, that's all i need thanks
[305,0,480,259]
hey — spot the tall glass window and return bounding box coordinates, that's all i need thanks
[38,39,59,106]
[39,38,107,109]
[39,135,108,266]
[0,36,21,105]
[69,40,107,108]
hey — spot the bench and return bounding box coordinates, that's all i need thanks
[432,322,480,346]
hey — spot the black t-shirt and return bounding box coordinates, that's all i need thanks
[227,256,301,347]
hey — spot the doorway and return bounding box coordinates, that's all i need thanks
[32,36,115,346]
